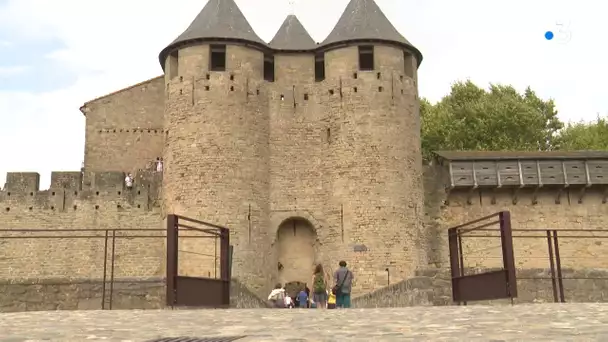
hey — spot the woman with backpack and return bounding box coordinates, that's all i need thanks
[311,264,328,309]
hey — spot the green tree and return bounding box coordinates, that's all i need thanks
[558,116,608,150]
[421,80,563,161]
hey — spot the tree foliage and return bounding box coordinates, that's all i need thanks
[558,116,608,150]
[420,80,607,160]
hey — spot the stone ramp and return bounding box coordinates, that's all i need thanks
[1,304,607,341]
[352,274,451,307]
[229,279,269,308]
[353,268,608,307]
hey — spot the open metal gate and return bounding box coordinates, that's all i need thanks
[166,214,230,308]
[448,211,518,304]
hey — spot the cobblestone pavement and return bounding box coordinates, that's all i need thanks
[1,304,607,341]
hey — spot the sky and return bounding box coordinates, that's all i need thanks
[0,0,606,189]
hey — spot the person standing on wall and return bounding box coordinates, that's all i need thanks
[333,260,353,309]
[311,264,328,309]
[125,173,134,190]
[156,157,163,172]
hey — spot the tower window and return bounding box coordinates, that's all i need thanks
[210,44,226,71]
[167,50,178,80]
[403,50,415,78]
[358,45,374,71]
[264,54,275,82]
[315,53,325,82]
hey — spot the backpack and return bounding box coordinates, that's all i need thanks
[313,273,325,293]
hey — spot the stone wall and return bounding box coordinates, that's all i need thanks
[0,168,271,312]
[81,76,166,174]
[0,170,164,283]
[0,278,268,312]
[0,278,165,312]
[352,268,608,308]
[422,164,608,271]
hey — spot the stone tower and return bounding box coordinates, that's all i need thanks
[159,0,272,292]
[314,0,426,288]
[158,0,425,295]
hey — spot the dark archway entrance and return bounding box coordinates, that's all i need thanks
[276,218,317,288]
[284,281,306,298]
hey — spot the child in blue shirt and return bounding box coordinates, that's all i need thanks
[297,289,308,308]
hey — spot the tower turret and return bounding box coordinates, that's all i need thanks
[268,14,316,84]
[269,15,317,51]
[319,0,422,62]
[159,0,271,295]
[318,0,421,80]
[318,0,427,290]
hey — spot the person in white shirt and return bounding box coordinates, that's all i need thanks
[267,283,286,308]
[156,158,163,172]
[125,173,134,189]
[284,294,293,308]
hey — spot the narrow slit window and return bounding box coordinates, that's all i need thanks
[403,50,415,78]
[315,53,325,82]
[358,46,374,71]
[167,50,178,80]
[264,54,275,82]
[210,44,226,71]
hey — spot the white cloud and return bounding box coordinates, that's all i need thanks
[0,0,607,189]
[0,65,29,76]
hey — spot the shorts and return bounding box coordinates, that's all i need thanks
[313,291,328,303]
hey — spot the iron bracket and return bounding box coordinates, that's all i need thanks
[578,186,588,204]
[532,186,541,205]
[512,187,522,205]
[466,187,476,205]
[444,185,453,205]
[555,187,564,205]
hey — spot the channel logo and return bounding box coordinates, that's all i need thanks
[544,21,572,44]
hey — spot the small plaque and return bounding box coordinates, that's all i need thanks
[353,244,368,252]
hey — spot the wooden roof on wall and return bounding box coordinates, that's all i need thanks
[434,151,608,161]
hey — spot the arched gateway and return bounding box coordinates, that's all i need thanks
[276,217,318,295]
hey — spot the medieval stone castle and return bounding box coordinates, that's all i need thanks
[1,0,608,311]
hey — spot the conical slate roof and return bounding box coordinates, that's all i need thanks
[269,15,316,51]
[320,0,422,64]
[159,0,266,67]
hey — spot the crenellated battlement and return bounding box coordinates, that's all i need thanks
[166,73,267,104]
[166,64,416,106]
[165,74,418,112]
[0,170,162,212]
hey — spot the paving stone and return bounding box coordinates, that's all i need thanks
[0,304,607,341]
